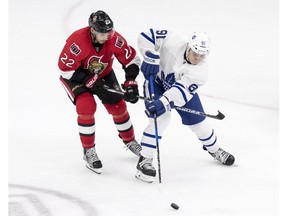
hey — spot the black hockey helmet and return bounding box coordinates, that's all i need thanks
[88,10,114,33]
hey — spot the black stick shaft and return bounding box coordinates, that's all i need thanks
[104,87,225,120]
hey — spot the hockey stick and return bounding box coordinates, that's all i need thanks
[149,75,162,183]
[104,86,150,102]
[103,85,225,120]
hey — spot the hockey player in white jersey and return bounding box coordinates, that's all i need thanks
[135,28,235,183]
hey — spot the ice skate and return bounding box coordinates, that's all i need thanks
[83,146,102,174]
[125,140,142,157]
[135,156,156,183]
[209,148,235,166]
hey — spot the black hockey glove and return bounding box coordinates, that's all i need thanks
[122,80,139,104]
[70,68,87,83]
[90,78,109,95]
[71,68,98,88]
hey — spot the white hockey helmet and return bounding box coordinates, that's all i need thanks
[188,32,210,55]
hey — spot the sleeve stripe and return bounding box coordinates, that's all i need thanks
[140,28,155,45]
[173,82,185,89]
[171,83,188,103]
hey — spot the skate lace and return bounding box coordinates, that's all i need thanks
[85,148,99,163]
[124,140,142,153]
[214,148,230,163]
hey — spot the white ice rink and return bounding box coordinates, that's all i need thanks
[7,0,286,215]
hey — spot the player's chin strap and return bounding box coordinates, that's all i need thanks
[149,75,162,184]
[103,85,225,120]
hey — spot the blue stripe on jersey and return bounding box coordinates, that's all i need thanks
[140,28,156,45]
[171,82,188,103]
[141,142,157,149]
[174,82,185,88]
[199,129,214,141]
[143,132,162,139]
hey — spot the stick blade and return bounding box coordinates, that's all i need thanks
[216,110,225,120]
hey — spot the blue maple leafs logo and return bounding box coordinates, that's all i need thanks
[161,71,176,90]
[166,73,175,85]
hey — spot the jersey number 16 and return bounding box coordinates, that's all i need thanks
[155,30,168,39]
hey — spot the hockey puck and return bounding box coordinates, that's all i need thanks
[171,203,179,210]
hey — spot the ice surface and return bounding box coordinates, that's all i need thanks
[7,0,283,215]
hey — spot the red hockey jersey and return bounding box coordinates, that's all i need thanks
[58,27,137,79]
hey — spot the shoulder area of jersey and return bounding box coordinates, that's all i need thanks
[109,31,127,49]
[166,30,189,44]
[66,27,91,44]
[69,27,90,37]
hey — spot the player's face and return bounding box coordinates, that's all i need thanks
[188,49,206,65]
[91,28,115,44]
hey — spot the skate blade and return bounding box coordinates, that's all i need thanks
[135,170,154,183]
[86,164,102,174]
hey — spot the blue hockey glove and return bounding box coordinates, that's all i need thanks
[146,96,174,117]
[141,51,160,80]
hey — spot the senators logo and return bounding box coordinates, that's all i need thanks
[87,55,108,74]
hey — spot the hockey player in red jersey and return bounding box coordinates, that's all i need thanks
[58,10,142,174]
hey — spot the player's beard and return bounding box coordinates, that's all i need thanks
[97,39,107,44]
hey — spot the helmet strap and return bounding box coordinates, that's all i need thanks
[184,46,192,64]
[90,29,98,44]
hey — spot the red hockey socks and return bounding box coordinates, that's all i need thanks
[76,92,96,148]
[103,99,135,143]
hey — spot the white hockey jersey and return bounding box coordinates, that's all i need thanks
[137,28,209,107]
